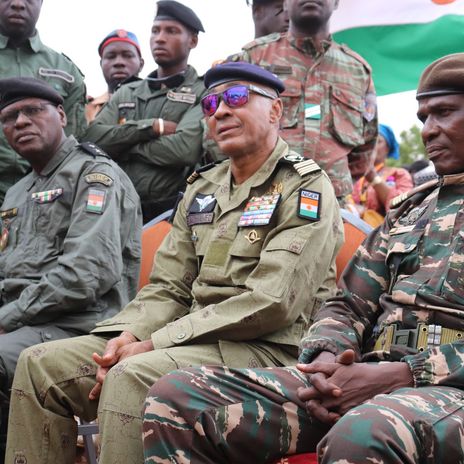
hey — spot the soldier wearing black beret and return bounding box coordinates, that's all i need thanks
[83,0,206,224]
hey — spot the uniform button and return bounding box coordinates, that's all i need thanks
[17,322,23,328]
[44,332,52,339]
[177,333,186,340]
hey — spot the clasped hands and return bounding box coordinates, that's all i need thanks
[296,349,413,425]
[89,331,154,400]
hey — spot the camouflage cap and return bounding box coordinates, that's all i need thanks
[155,0,205,33]
[0,77,63,112]
[204,61,285,93]
[416,53,464,99]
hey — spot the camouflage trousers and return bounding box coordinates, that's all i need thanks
[6,335,295,464]
[143,365,464,463]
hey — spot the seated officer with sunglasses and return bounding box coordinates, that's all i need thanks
[0,77,141,460]
[6,62,342,464]
[140,53,464,463]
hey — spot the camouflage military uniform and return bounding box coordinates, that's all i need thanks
[231,32,378,200]
[0,32,87,203]
[142,174,464,463]
[5,138,343,464]
[83,66,206,222]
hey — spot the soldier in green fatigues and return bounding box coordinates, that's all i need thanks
[84,1,206,223]
[6,62,343,464]
[229,0,378,204]
[140,53,464,464]
[0,77,141,462]
[0,0,87,204]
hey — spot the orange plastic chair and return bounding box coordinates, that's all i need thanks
[336,209,373,282]
[138,210,173,289]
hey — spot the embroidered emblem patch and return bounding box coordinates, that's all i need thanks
[305,103,321,120]
[86,188,106,214]
[238,194,281,227]
[187,193,216,226]
[245,230,261,244]
[31,188,63,203]
[298,189,321,221]
[84,173,113,186]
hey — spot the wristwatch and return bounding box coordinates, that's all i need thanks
[371,175,383,186]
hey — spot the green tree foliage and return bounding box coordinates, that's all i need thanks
[387,125,426,167]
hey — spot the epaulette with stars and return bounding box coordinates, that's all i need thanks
[390,178,439,208]
[186,159,225,184]
[78,142,110,159]
[279,153,321,177]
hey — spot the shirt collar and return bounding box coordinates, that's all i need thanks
[0,30,44,52]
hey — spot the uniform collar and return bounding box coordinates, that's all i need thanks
[287,31,332,57]
[0,30,44,52]
[25,136,77,191]
[146,69,186,91]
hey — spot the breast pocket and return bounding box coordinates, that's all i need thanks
[329,86,365,147]
[386,231,422,286]
[279,78,302,129]
[441,230,464,304]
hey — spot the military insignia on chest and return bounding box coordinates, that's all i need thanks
[0,208,17,252]
[398,205,428,226]
[238,194,281,227]
[167,90,196,104]
[298,189,321,221]
[31,188,63,203]
[187,193,217,226]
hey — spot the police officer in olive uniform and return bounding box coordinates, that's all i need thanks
[0,0,87,204]
[0,77,141,462]
[6,62,343,464]
[84,0,206,223]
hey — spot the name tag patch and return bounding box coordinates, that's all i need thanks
[85,173,113,186]
[238,194,281,227]
[305,103,321,120]
[31,188,63,203]
[167,90,196,104]
[86,188,106,214]
[298,189,320,221]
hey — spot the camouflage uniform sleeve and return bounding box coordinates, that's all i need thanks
[0,158,142,331]
[298,217,392,363]
[347,73,378,178]
[62,62,87,140]
[150,172,343,349]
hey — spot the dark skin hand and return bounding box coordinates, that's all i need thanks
[152,119,177,136]
[89,331,154,400]
[296,349,414,424]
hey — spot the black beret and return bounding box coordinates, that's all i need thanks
[417,53,464,100]
[0,77,64,112]
[155,0,204,33]
[204,61,285,94]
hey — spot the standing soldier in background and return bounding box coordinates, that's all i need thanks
[247,0,289,38]
[84,0,206,223]
[86,29,145,123]
[232,0,377,204]
[0,0,87,204]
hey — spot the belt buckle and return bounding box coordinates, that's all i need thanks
[391,326,420,349]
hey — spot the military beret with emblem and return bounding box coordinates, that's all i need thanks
[204,61,285,93]
[98,29,141,57]
[155,0,205,33]
[417,52,464,99]
[0,77,63,112]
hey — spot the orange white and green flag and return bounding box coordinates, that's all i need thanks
[331,0,464,95]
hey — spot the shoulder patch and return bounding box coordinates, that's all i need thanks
[79,142,110,159]
[84,173,113,186]
[390,178,439,208]
[186,160,225,184]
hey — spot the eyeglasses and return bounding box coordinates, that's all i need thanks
[201,84,277,117]
[0,103,56,128]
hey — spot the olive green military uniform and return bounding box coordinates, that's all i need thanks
[6,138,343,464]
[83,66,206,222]
[0,135,141,397]
[0,32,87,203]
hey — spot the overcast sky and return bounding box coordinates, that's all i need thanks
[37,0,420,136]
